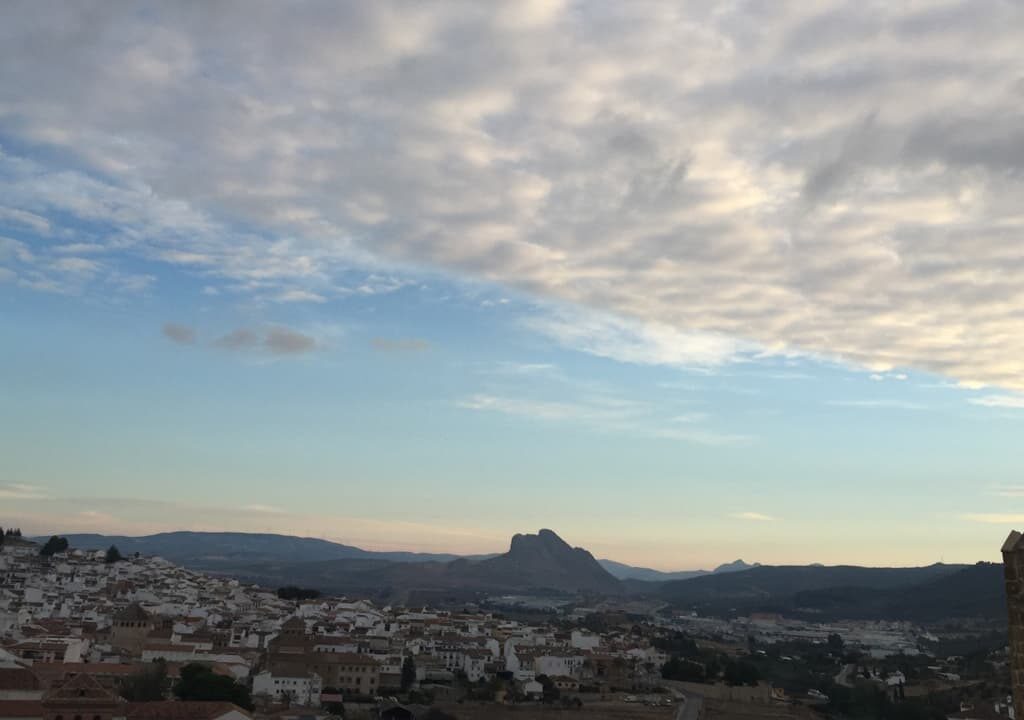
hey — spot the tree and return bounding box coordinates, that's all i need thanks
[828,633,845,654]
[0,527,4,546]
[425,710,458,720]
[173,663,252,710]
[401,656,417,691]
[536,675,560,703]
[40,535,69,557]
[723,658,760,687]
[276,586,321,601]
[662,656,707,683]
[119,660,168,702]
[106,545,124,564]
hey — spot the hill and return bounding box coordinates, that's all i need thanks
[599,558,759,582]
[44,530,1005,621]
[230,529,622,599]
[53,529,621,599]
[657,562,1007,622]
[51,531,468,568]
[786,562,1006,622]
[660,562,965,604]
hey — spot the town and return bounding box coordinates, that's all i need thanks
[0,530,1012,720]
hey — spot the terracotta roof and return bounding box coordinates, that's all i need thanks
[30,662,140,680]
[44,672,122,705]
[0,667,40,691]
[0,699,44,717]
[125,701,251,719]
[116,603,151,622]
[142,643,195,653]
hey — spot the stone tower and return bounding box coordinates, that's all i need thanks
[1002,531,1024,720]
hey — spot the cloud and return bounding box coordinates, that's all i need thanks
[4,3,1024,387]
[524,308,749,369]
[162,322,196,345]
[0,483,49,499]
[827,399,927,410]
[458,392,748,446]
[990,487,1024,498]
[264,326,316,354]
[669,412,709,424]
[964,514,1024,525]
[457,394,618,425]
[214,328,260,351]
[241,504,286,514]
[276,289,326,303]
[488,362,558,376]
[371,337,431,353]
[0,206,50,234]
[656,427,752,447]
[731,512,775,522]
[969,395,1024,409]
[213,326,316,355]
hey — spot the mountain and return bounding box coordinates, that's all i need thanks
[232,529,622,598]
[713,559,759,574]
[51,529,620,598]
[599,557,759,582]
[49,532,469,569]
[44,530,1003,620]
[464,529,622,594]
[660,562,965,604]
[787,562,1006,622]
[656,562,1004,621]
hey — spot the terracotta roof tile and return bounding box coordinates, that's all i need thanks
[125,701,250,719]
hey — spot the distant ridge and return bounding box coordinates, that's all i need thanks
[599,557,759,582]
[44,529,621,596]
[38,531,1005,619]
[49,531,474,568]
[50,530,747,584]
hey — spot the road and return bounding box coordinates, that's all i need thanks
[666,684,704,720]
[835,663,855,688]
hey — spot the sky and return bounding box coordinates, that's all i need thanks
[2,0,1024,571]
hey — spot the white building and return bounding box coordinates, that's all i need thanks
[253,670,323,707]
[535,654,585,679]
[570,631,599,650]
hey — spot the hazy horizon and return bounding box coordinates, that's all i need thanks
[3,1,1024,571]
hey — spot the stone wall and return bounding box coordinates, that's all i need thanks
[1001,531,1024,720]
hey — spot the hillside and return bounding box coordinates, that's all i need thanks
[63,529,622,598]
[600,558,759,582]
[784,562,1007,622]
[44,530,1006,621]
[52,531,468,568]
[53,530,750,587]
[232,529,622,598]
[657,562,1006,622]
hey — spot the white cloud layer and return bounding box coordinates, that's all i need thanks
[4,2,1024,386]
[731,512,775,522]
[969,394,1024,409]
[0,483,49,500]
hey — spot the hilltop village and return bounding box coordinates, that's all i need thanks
[0,533,1012,720]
